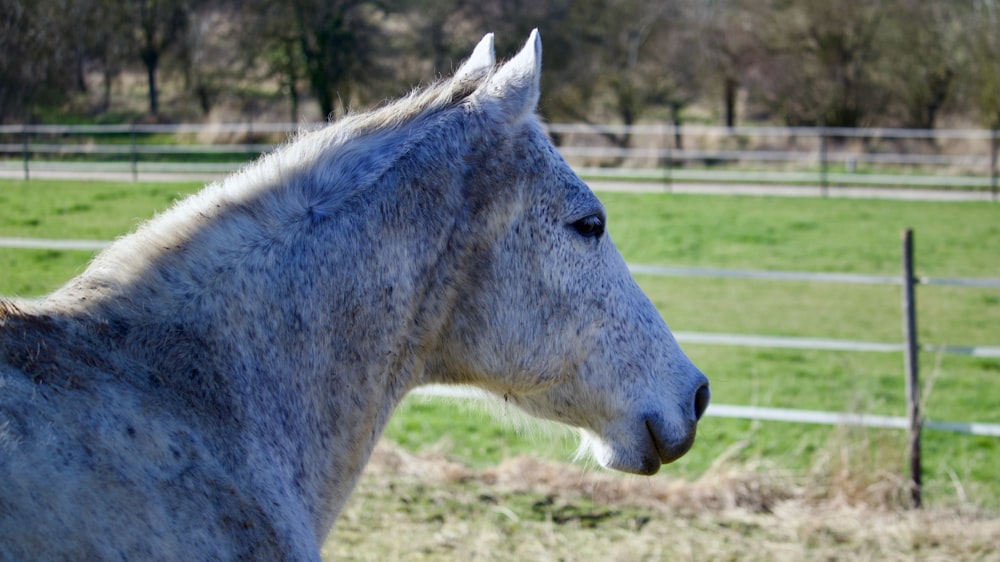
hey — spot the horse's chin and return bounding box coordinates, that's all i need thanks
[580,421,697,476]
[603,449,664,476]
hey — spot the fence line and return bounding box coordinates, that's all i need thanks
[8,236,996,290]
[577,167,999,189]
[411,385,1000,438]
[544,122,1000,140]
[5,122,995,140]
[675,332,906,354]
[3,230,999,500]
[2,122,999,197]
[628,264,1000,289]
[0,237,111,251]
[629,264,902,286]
[3,236,998,360]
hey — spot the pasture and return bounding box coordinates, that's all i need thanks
[1,178,999,558]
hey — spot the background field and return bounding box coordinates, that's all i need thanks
[1,179,998,558]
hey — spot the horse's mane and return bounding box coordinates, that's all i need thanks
[243,63,494,202]
[69,64,497,299]
[339,68,488,139]
[233,66,492,220]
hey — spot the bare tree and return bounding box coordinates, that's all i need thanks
[692,0,759,127]
[0,0,78,121]
[237,0,386,120]
[173,5,248,117]
[392,0,479,76]
[108,0,193,116]
[4,0,995,131]
[964,0,1000,129]
[86,0,132,113]
[495,0,698,148]
[748,0,888,127]
[292,0,385,118]
[877,0,962,129]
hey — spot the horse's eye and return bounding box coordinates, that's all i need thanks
[571,214,605,239]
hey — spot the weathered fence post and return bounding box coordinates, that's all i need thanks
[21,124,30,181]
[130,124,139,183]
[819,125,829,197]
[990,129,997,202]
[901,228,922,508]
[661,123,672,192]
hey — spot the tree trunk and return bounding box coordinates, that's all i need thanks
[196,85,211,115]
[101,68,113,112]
[724,76,737,128]
[283,41,300,124]
[75,48,88,94]
[288,79,300,124]
[313,77,334,119]
[141,49,159,116]
[298,32,334,118]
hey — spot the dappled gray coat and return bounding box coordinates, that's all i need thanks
[0,31,708,560]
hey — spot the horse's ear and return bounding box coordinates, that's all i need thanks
[476,29,542,124]
[450,33,495,96]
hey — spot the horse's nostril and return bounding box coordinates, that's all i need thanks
[693,383,711,420]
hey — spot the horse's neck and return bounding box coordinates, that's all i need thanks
[47,151,473,529]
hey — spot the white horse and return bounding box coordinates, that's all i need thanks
[0,31,708,560]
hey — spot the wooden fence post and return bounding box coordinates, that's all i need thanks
[901,228,922,508]
[130,125,139,182]
[819,124,829,197]
[990,129,997,202]
[21,124,30,181]
[661,123,672,192]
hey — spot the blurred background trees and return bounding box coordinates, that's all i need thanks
[1,0,997,129]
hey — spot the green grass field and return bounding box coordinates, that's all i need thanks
[1,179,998,513]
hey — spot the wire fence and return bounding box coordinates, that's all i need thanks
[3,214,998,506]
[2,126,998,502]
[2,234,997,439]
[1,122,998,198]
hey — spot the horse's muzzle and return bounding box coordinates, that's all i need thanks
[638,381,710,474]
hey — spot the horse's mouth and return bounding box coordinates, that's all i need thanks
[595,419,699,476]
[646,418,697,466]
[609,378,709,475]
[632,381,708,473]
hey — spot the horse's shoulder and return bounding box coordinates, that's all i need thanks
[0,300,111,389]
[0,350,303,559]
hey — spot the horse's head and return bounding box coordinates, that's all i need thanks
[432,31,710,475]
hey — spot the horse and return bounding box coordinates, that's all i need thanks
[0,30,709,560]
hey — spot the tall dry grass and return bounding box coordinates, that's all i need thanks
[327,437,1000,561]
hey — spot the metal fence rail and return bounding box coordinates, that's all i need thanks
[412,385,1000,438]
[2,123,998,197]
[4,236,998,361]
[628,264,1000,288]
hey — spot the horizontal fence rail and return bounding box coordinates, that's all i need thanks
[544,123,1000,140]
[412,385,1000,438]
[2,122,997,139]
[3,237,998,359]
[628,264,1000,288]
[1,185,993,506]
[674,331,1000,358]
[1,229,997,508]
[0,237,111,251]
[1,123,998,198]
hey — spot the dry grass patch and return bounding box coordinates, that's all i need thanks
[325,441,1000,561]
